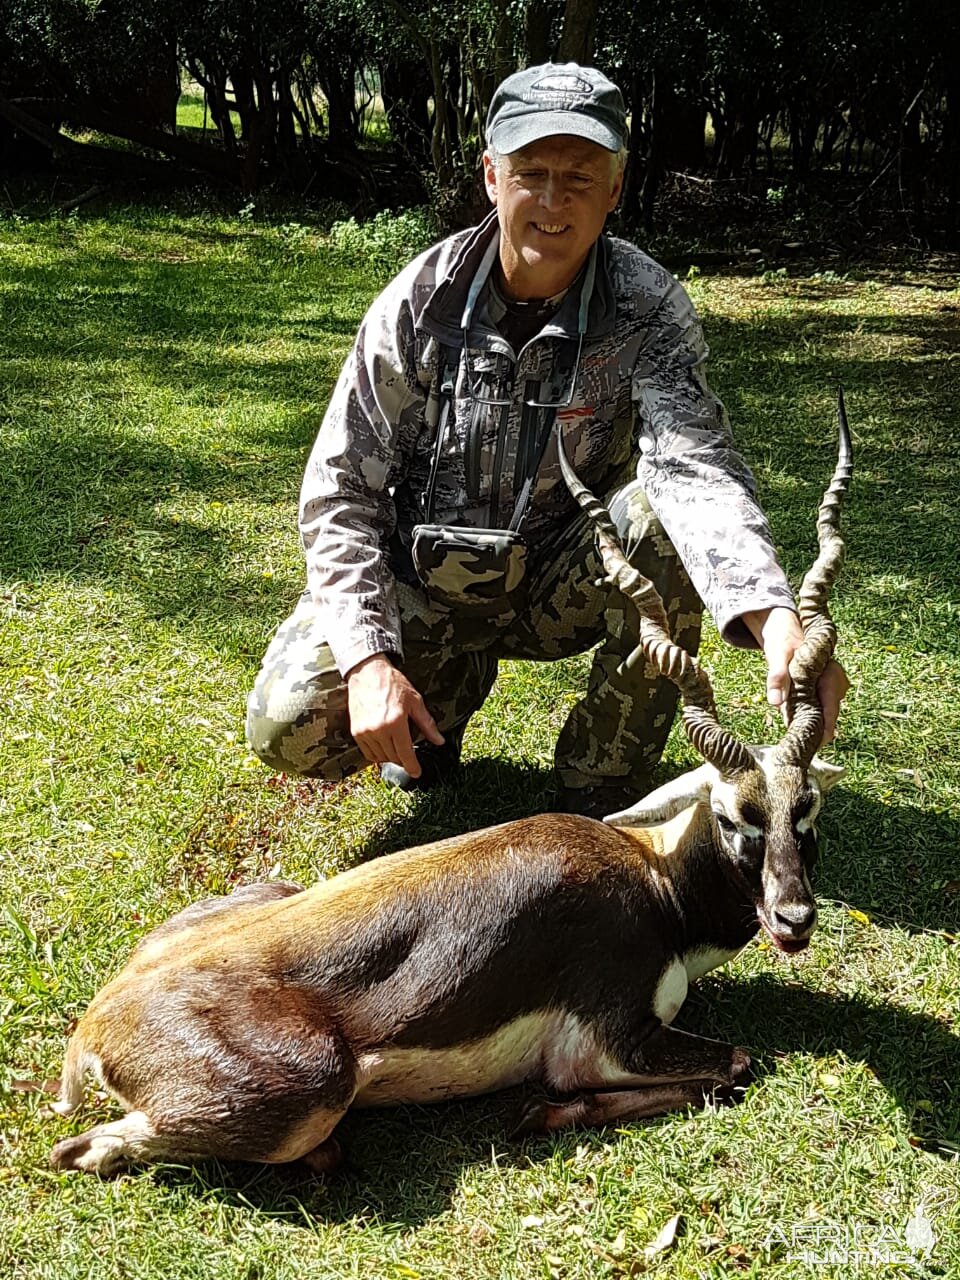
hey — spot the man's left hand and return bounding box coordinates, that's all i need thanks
[742,605,850,744]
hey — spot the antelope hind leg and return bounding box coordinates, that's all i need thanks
[50,1106,349,1177]
[50,985,357,1175]
[50,1112,179,1176]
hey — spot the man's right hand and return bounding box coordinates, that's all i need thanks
[345,654,444,777]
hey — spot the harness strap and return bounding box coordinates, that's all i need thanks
[421,346,459,523]
[508,400,557,533]
[422,345,565,531]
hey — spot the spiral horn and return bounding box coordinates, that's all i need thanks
[556,431,754,778]
[776,387,853,768]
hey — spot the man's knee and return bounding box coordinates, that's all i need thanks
[244,613,359,779]
[244,677,360,780]
[606,478,702,633]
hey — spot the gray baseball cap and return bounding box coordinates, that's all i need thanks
[485,63,627,155]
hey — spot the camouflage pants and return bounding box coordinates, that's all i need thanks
[245,479,702,790]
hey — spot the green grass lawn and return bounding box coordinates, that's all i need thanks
[176,87,242,137]
[1,206,958,1278]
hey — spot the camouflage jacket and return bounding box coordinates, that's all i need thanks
[300,212,797,676]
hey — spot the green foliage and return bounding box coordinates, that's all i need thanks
[3,0,960,234]
[1,0,177,91]
[327,206,441,274]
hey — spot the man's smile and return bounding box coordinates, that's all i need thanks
[533,223,569,235]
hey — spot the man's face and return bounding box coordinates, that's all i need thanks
[483,135,623,301]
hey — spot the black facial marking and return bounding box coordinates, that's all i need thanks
[790,793,817,828]
[740,803,766,831]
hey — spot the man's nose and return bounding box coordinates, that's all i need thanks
[538,177,565,211]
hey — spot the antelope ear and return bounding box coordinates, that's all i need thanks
[604,764,715,827]
[809,756,845,792]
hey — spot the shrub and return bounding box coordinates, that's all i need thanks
[326,207,440,275]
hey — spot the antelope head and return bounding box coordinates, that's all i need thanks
[557,391,853,953]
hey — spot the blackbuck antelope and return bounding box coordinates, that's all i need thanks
[49,395,852,1177]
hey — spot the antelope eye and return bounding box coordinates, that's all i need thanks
[792,793,818,828]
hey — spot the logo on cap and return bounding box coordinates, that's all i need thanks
[529,73,593,100]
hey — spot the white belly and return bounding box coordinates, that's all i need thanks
[353,1009,619,1106]
[352,944,746,1108]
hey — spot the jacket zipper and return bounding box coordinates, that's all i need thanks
[488,400,512,526]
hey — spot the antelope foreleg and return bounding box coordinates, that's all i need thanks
[516,1023,752,1134]
[515,1079,742,1134]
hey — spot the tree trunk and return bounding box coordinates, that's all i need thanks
[558,0,598,64]
[379,58,432,165]
[0,92,233,186]
[899,93,925,231]
[319,64,360,151]
[524,0,553,64]
[7,93,237,179]
[187,57,237,157]
[619,67,647,227]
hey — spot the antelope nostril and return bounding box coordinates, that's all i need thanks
[773,903,817,933]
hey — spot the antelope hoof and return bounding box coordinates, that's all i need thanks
[50,1132,126,1177]
[297,1136,343,1177]
[712,1047,754,1103]
[730,1046,753,1084]
[511,1093,562,1136]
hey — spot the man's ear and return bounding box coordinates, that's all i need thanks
[482,151,499,206]
[607,165,624,212]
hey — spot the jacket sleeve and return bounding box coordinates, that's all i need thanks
[299,284,428,676]
[631,279,798,647]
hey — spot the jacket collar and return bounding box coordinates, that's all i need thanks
[418,210,618,349]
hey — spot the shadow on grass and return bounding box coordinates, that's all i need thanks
[816,788,960,937]
[145,978,958,1227]
[681,973,960,1148]
[355,758,561,863]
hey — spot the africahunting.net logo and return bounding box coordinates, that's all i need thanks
[763,1205,937,1267]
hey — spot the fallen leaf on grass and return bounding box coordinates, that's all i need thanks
[644,1213,682,1259]
[725,1243,753,1269]
[847,908,871,926]
[608,1228,627,1256]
